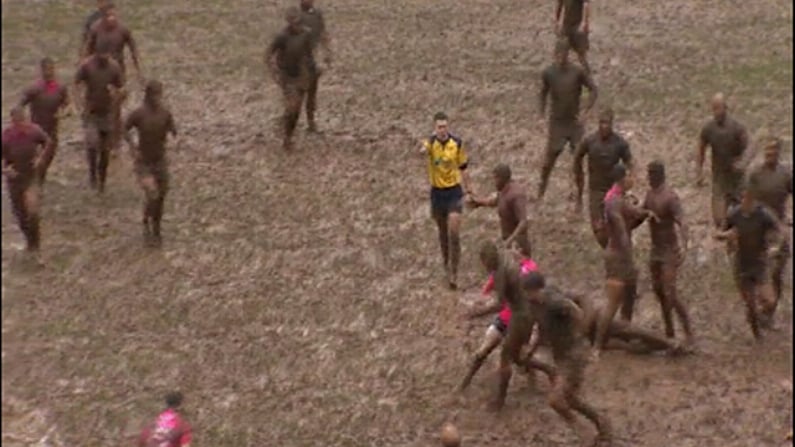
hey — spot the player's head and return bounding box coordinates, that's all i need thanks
[433,112,449,141]
[479,240,499,272]
[763,135,782,167]
[102,4,118,28]
[300,0,314,11]
[145,80,164,105]
[40,57,55,80]
[286,6,302,29]
[612,163,632,190]
[598,107,614,138]
[10,106,27,124]
[165,391,184,409]
[711,92,727,121]
[647,160,665,188]
[554,39,570,65]
[493,163,511,191]
[738,185,754,211]
[521,271,546,302]
[97,0,110,11]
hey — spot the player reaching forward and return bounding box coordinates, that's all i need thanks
[459,257,538,391]
[642,161,695,347]
[469,163,532,258]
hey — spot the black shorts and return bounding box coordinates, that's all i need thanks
[491,315,508,335]
[430,185,464,218]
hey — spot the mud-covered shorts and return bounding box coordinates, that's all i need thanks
[134,160,170,197]
[562,28,589,54]
[604,250,637,282]
[733,258,769,290]
[546,120,584,158]
[588,189,609,229]
[500,315,534,363]
[83,112,114,134]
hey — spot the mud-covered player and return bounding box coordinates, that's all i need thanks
[554,0,591,73]
[714,186,783,339]
[642,161,695,347]
[74,42,125,193]
[18,58,70,186]
[84,4,141,152]
[267,7,315,151]
[697,93,751,229]
[299,0,332,133]
[746,136,792,307]
[459,257,538,392]
[538,39,598,202]
[592,164,654,360]
[522,272,613,447]
[1,107,50,260]
[469,163,532,258]
[123,80,178,247]
[573,108,632,248]
[463,242,537,410]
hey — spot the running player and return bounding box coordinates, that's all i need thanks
[138,392,192,447]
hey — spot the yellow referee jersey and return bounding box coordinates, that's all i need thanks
[423,135,468,189]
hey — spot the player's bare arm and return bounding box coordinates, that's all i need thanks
[581,71,598,119]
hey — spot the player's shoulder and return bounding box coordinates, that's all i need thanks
[541,64,556,77]
[449,134,463,147]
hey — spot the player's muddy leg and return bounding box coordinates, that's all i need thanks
[22,185,41,252]
[96,132,111,194]
[770,243,788,309]
[609,320,679,353]
[650,261,675,338]
[459,326,502,391]
[711,187,727,229]
[38,132,58,186]
[282,85,303,150]
[9,186,32,248]
[85,123,100,189]
[537,127,565,200]
[663,261,694,344]
[548,380,593,447]
[619,268,638,322]
[447,211,462,289]
[757,282,778,329]
[433,213,450,274]
[570,395,612,446]
[138,174,157,244]
[593,278,624,360]
[493,357,512,412]
[306,71,319,132]
[739,286,761,340]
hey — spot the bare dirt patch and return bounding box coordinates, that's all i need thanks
[2,0,792,445]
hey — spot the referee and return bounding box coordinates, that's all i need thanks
[419,112,475,290]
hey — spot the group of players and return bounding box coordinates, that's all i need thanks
[0,1,791,446]
[1,0,330,258]
[416,1,792,446]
